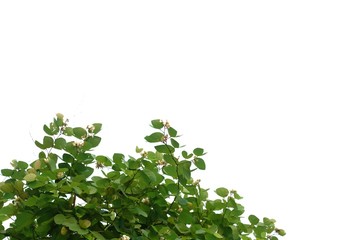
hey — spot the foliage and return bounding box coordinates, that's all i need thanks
[0,114,285,240]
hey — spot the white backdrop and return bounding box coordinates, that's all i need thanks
[1,1,360,239]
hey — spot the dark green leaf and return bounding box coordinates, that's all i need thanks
[170,138,180,148]
[73,127,87,139]
[14,212,34,230]
[96,155,112,166]
[1,169,14,177]
[178,161,191,184]
[163,154,176,165]
[128,159,140,170]
[43,136,54,148]
[92,123,102,134]
[168,127,177,137]
[193,148,204,156]
[151,119,164,129]
[91,231,106,240]
[17,161,28,170]
[162,165,177,178]
[179,212,194,224]
[43,124,55,135]
[62,153,74,163]
[155,145,175,154]
[35,140,46,149]
[95,178,110,188]
[175,223,190,234]
[194,158,206,170]
[249,214,260,225]
[277,229,286,236]
[0,204,16,215]
[63,126,73,136]
[182,151,193,159]
[145,132,164,143]
[54,137,66,149]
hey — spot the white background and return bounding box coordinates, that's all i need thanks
[1,1,360,239]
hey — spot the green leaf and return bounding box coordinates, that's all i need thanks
[24,173,37,182]
[170,138,180,148]
[163,154,176,165]
[1,169,14,176]
[145,132,164,143]
[215,187,229,198]
[178,160,191,184]
[73,127,87,139]
[151,119,164,129]
[193,148,205,156]
[136,146,143,153]
[63,153,74,163]
[0,182,15,193]
[54,214,88,235]
[95,178,110,188]
[276,229,286,236]
[54,137,66,149]
[15,212,34,230]
[43,136,54,148]
[43,124,55,135]
[162,165,177,178]
[96,155,112,166]
[155,145,175,154]
[63,126,73,136]
[92,123,102,134]
[0,203,16,215]
[179,212,194,224]
[86,136,101,148]
[91,231,106,240]
[142,168,157,182]
[194,158,206,170]
[35,140,46,149]
[168,127,177,137]
[213,232,223,238]
[249,214,260,225]
[128,159,140,170]
[175,223,190,234]
[182,151,193,159]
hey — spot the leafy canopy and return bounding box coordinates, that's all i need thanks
[0,114,285,240]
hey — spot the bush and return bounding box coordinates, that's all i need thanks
[0,114,285,239]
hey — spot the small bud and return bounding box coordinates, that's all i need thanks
[141,197,150,204]
[161,135,168,143]
[120,235,130,240]
[165,120,170,129]
[177,207,183,213]
[96,162,104,169]
[87,124,95,133]
[192,179,201,185]
[72,141,84,147]
[57,172,64,179]
[56,113,64,120]
[157,160,166,166]
[141,151,148,158]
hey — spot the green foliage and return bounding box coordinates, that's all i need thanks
[0,115,285,240]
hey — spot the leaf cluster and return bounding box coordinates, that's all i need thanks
[0,115,285,239]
